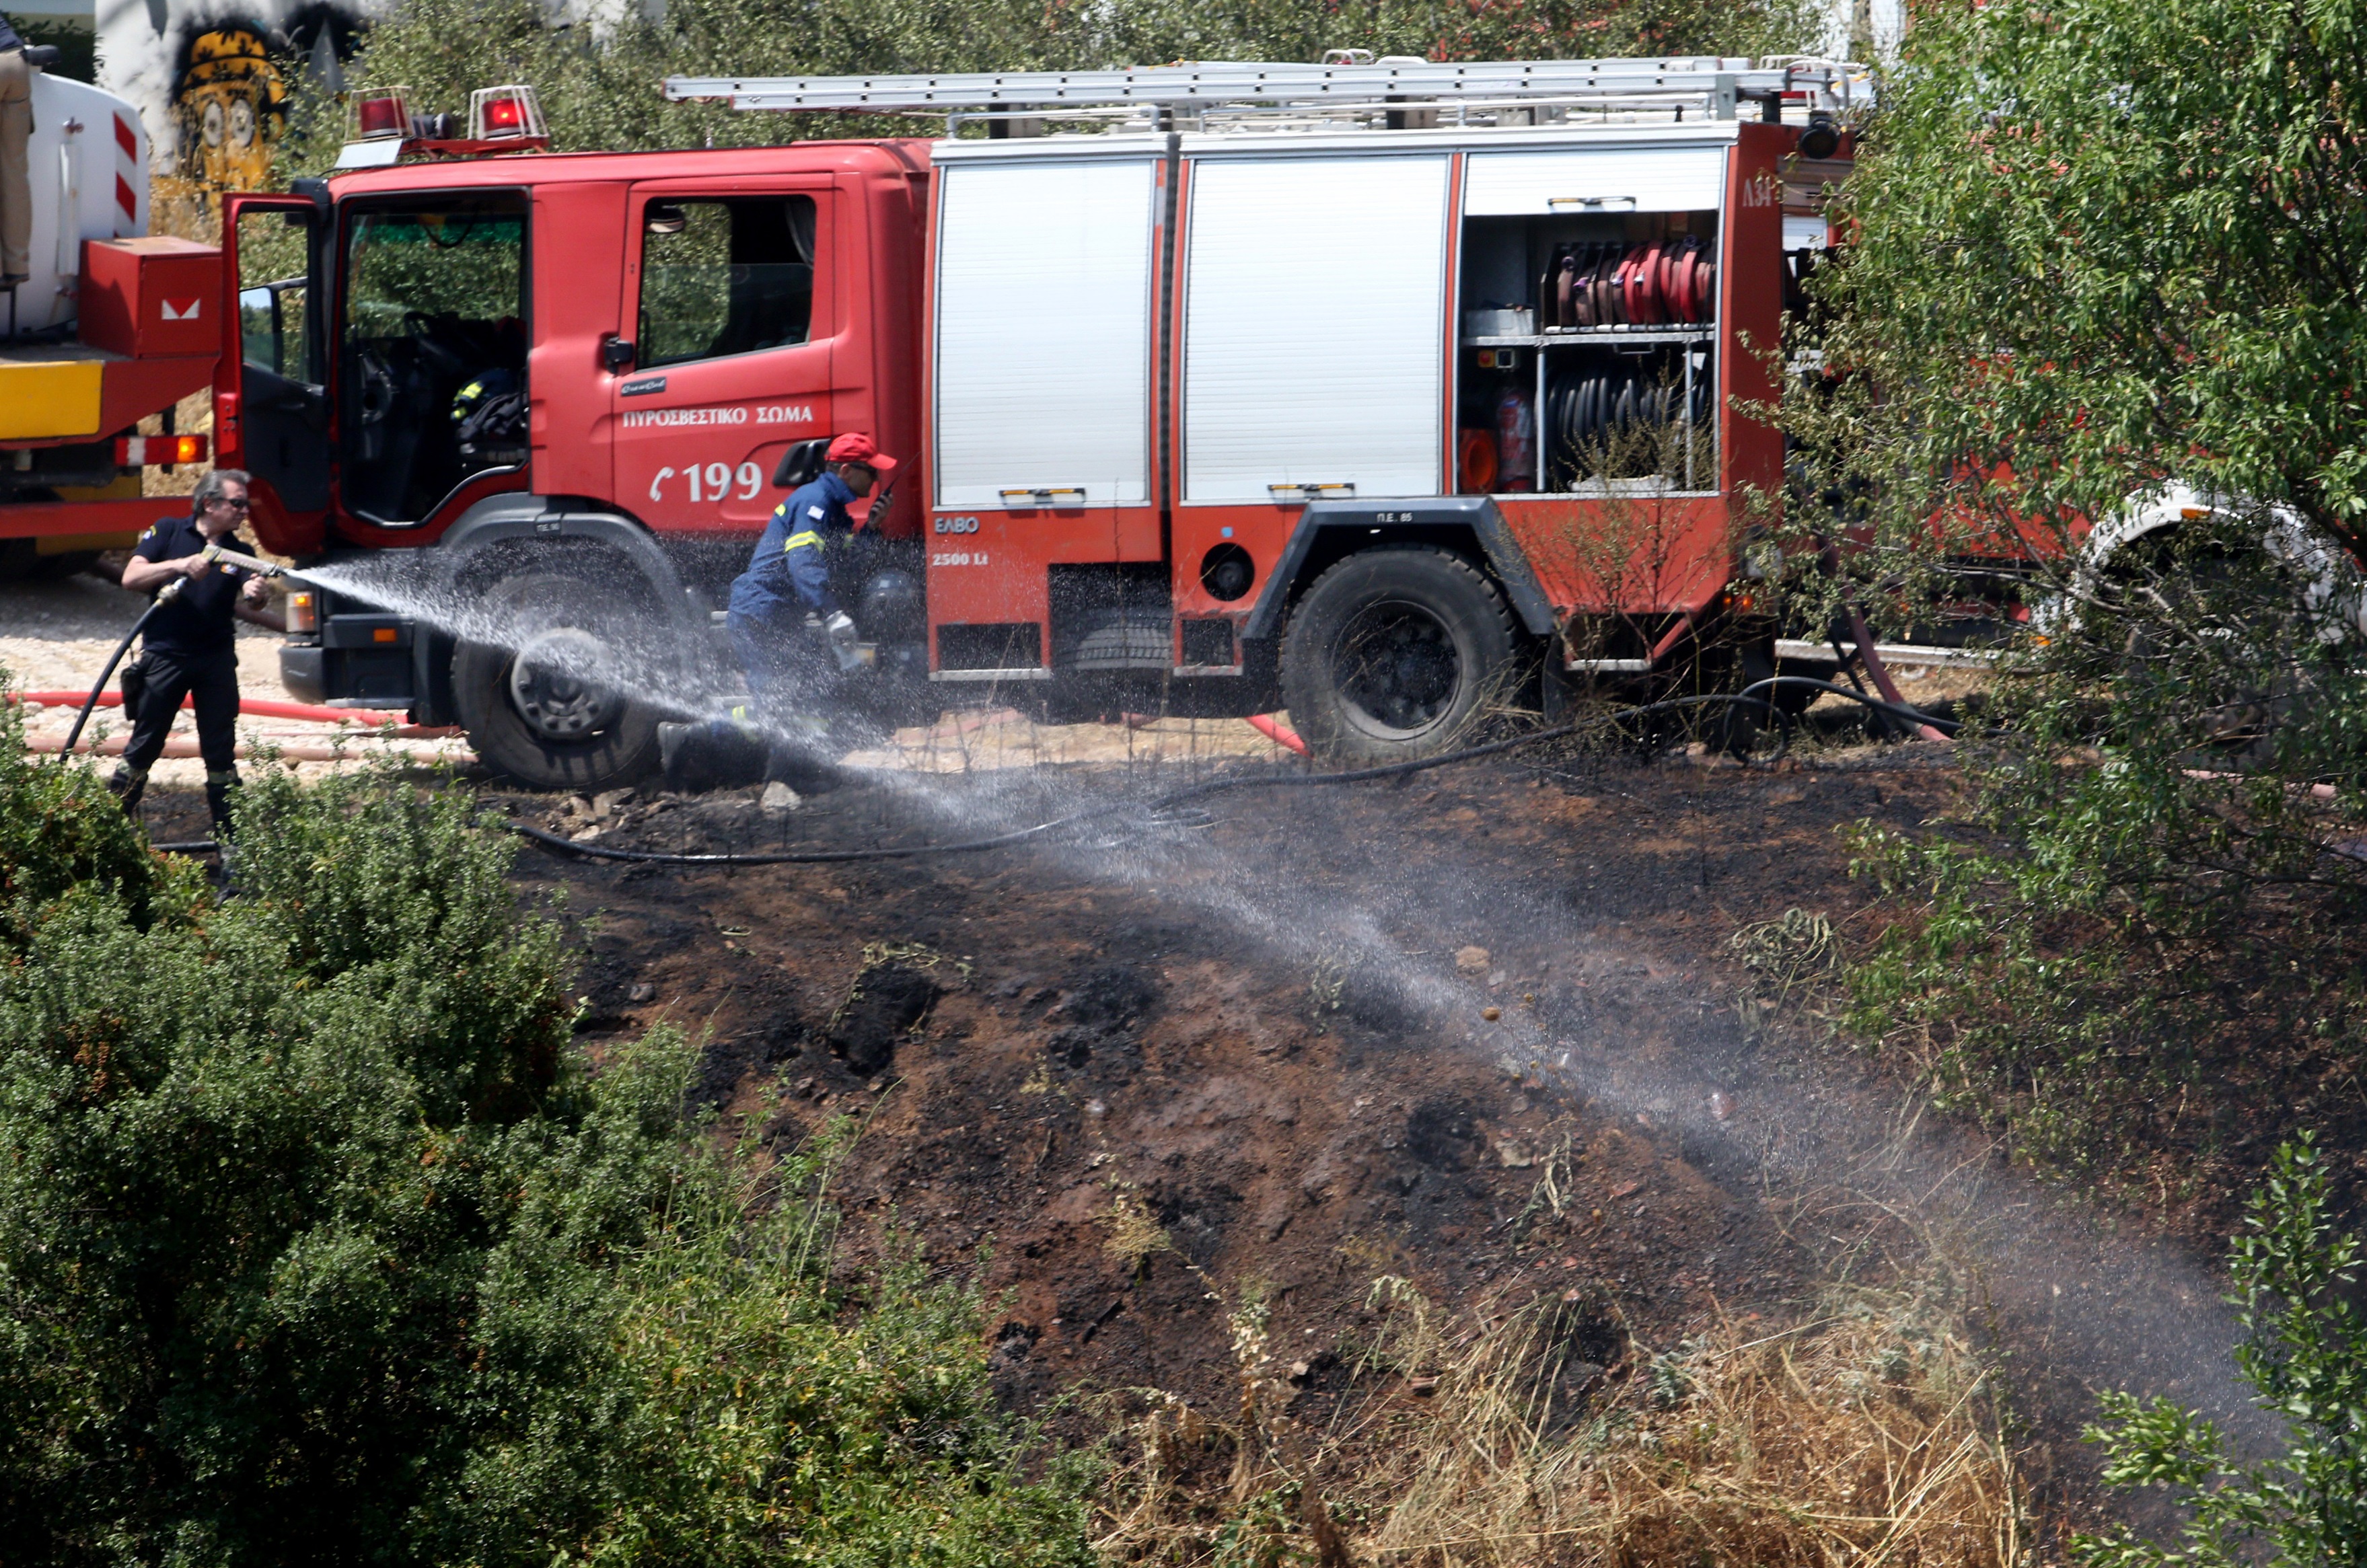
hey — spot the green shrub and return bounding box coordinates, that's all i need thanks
[0,742,1092,1566]
[1783,0,2367,1179]
[2076,1137,2367,1568]
[0,689,198,948]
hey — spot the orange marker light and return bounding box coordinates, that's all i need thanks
[114,433,211,466]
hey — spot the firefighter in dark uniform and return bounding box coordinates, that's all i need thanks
[724,431,894,714]
[111,470,285,836]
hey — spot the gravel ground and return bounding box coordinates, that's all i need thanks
[6,562,1994,788]
[2,564,471,785]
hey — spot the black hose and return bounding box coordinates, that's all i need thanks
[145,677,1965,868]
[60,595,168,759]
[507,687,1864,870]
[513,808,1107,866]
[1739,675,1962,737]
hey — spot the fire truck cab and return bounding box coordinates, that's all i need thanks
[223,58,1860,790]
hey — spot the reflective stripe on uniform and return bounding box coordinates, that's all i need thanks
[782,530,823,552]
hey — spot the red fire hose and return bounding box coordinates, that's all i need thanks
[1246,713,1309,756]
[7,689,459,738]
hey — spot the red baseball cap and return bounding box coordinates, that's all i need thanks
[826,431,897,474]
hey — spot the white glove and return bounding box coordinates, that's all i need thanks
[824,611,862,671]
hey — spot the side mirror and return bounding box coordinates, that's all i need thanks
[772,437,830,489]
[599,336,636,373]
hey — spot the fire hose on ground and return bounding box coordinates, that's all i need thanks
[137,679,1957,860]
[66,681,1963,866]
[484,677,1957,870]
[50,548,1959,862]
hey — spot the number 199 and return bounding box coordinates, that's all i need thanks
[688,462,762,502]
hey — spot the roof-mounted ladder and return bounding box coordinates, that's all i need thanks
[663,54,1868,129]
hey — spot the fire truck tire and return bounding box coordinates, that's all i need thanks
[451,570,663,792]
[1280,546,1518,766]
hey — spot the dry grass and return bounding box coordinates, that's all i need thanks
[1100,1186,1176,1273]
[1095,1275,2025,1568]
[1728,908,1843,1006]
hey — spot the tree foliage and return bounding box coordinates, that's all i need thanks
[1803,0,2367,552]
[1810,0,2367,1176]
[272,0,1818,174]
[0,735,1091,1566]
[2075,1138,2367,1568]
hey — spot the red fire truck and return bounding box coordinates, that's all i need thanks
[222,58,1862,790]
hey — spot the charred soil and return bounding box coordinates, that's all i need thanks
[136,743,2253,1547]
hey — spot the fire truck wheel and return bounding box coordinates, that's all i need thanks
[1281,546,1517,765]
[452,571,663,792]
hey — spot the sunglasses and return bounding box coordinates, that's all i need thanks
[209,495,251,511]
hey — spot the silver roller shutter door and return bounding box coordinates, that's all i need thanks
[1463,145,1728,215]
[1181,155,1449,503]
[933,159,1156,509]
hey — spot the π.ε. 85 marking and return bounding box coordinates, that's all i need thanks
[649,461,763,503]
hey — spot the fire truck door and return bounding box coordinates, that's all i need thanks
[220,192,329,538]
[613,183,834,534]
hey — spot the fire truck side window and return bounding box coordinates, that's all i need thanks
[238,282,305,381]
[234,209,309,383]
[339,197,528,525]
[637,196,815,369]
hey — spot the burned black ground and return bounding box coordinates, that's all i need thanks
[133,743,2266,1540]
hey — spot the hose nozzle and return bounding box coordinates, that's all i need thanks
[203,542,289,578]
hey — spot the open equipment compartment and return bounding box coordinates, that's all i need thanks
[1453,139,1728,498]
[1458,209,1719,496]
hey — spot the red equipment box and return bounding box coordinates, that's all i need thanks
[79,236,221,360]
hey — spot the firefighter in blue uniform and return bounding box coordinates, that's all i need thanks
[724,431,894,714]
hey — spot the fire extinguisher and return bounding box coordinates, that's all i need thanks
[1495,388,1534,492]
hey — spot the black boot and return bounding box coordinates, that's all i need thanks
[204,772,237,842]
[108,765,146,818]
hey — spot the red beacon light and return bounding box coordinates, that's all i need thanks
[469,84,547,142]
[335,82,546,164]
[348,85,412,141]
